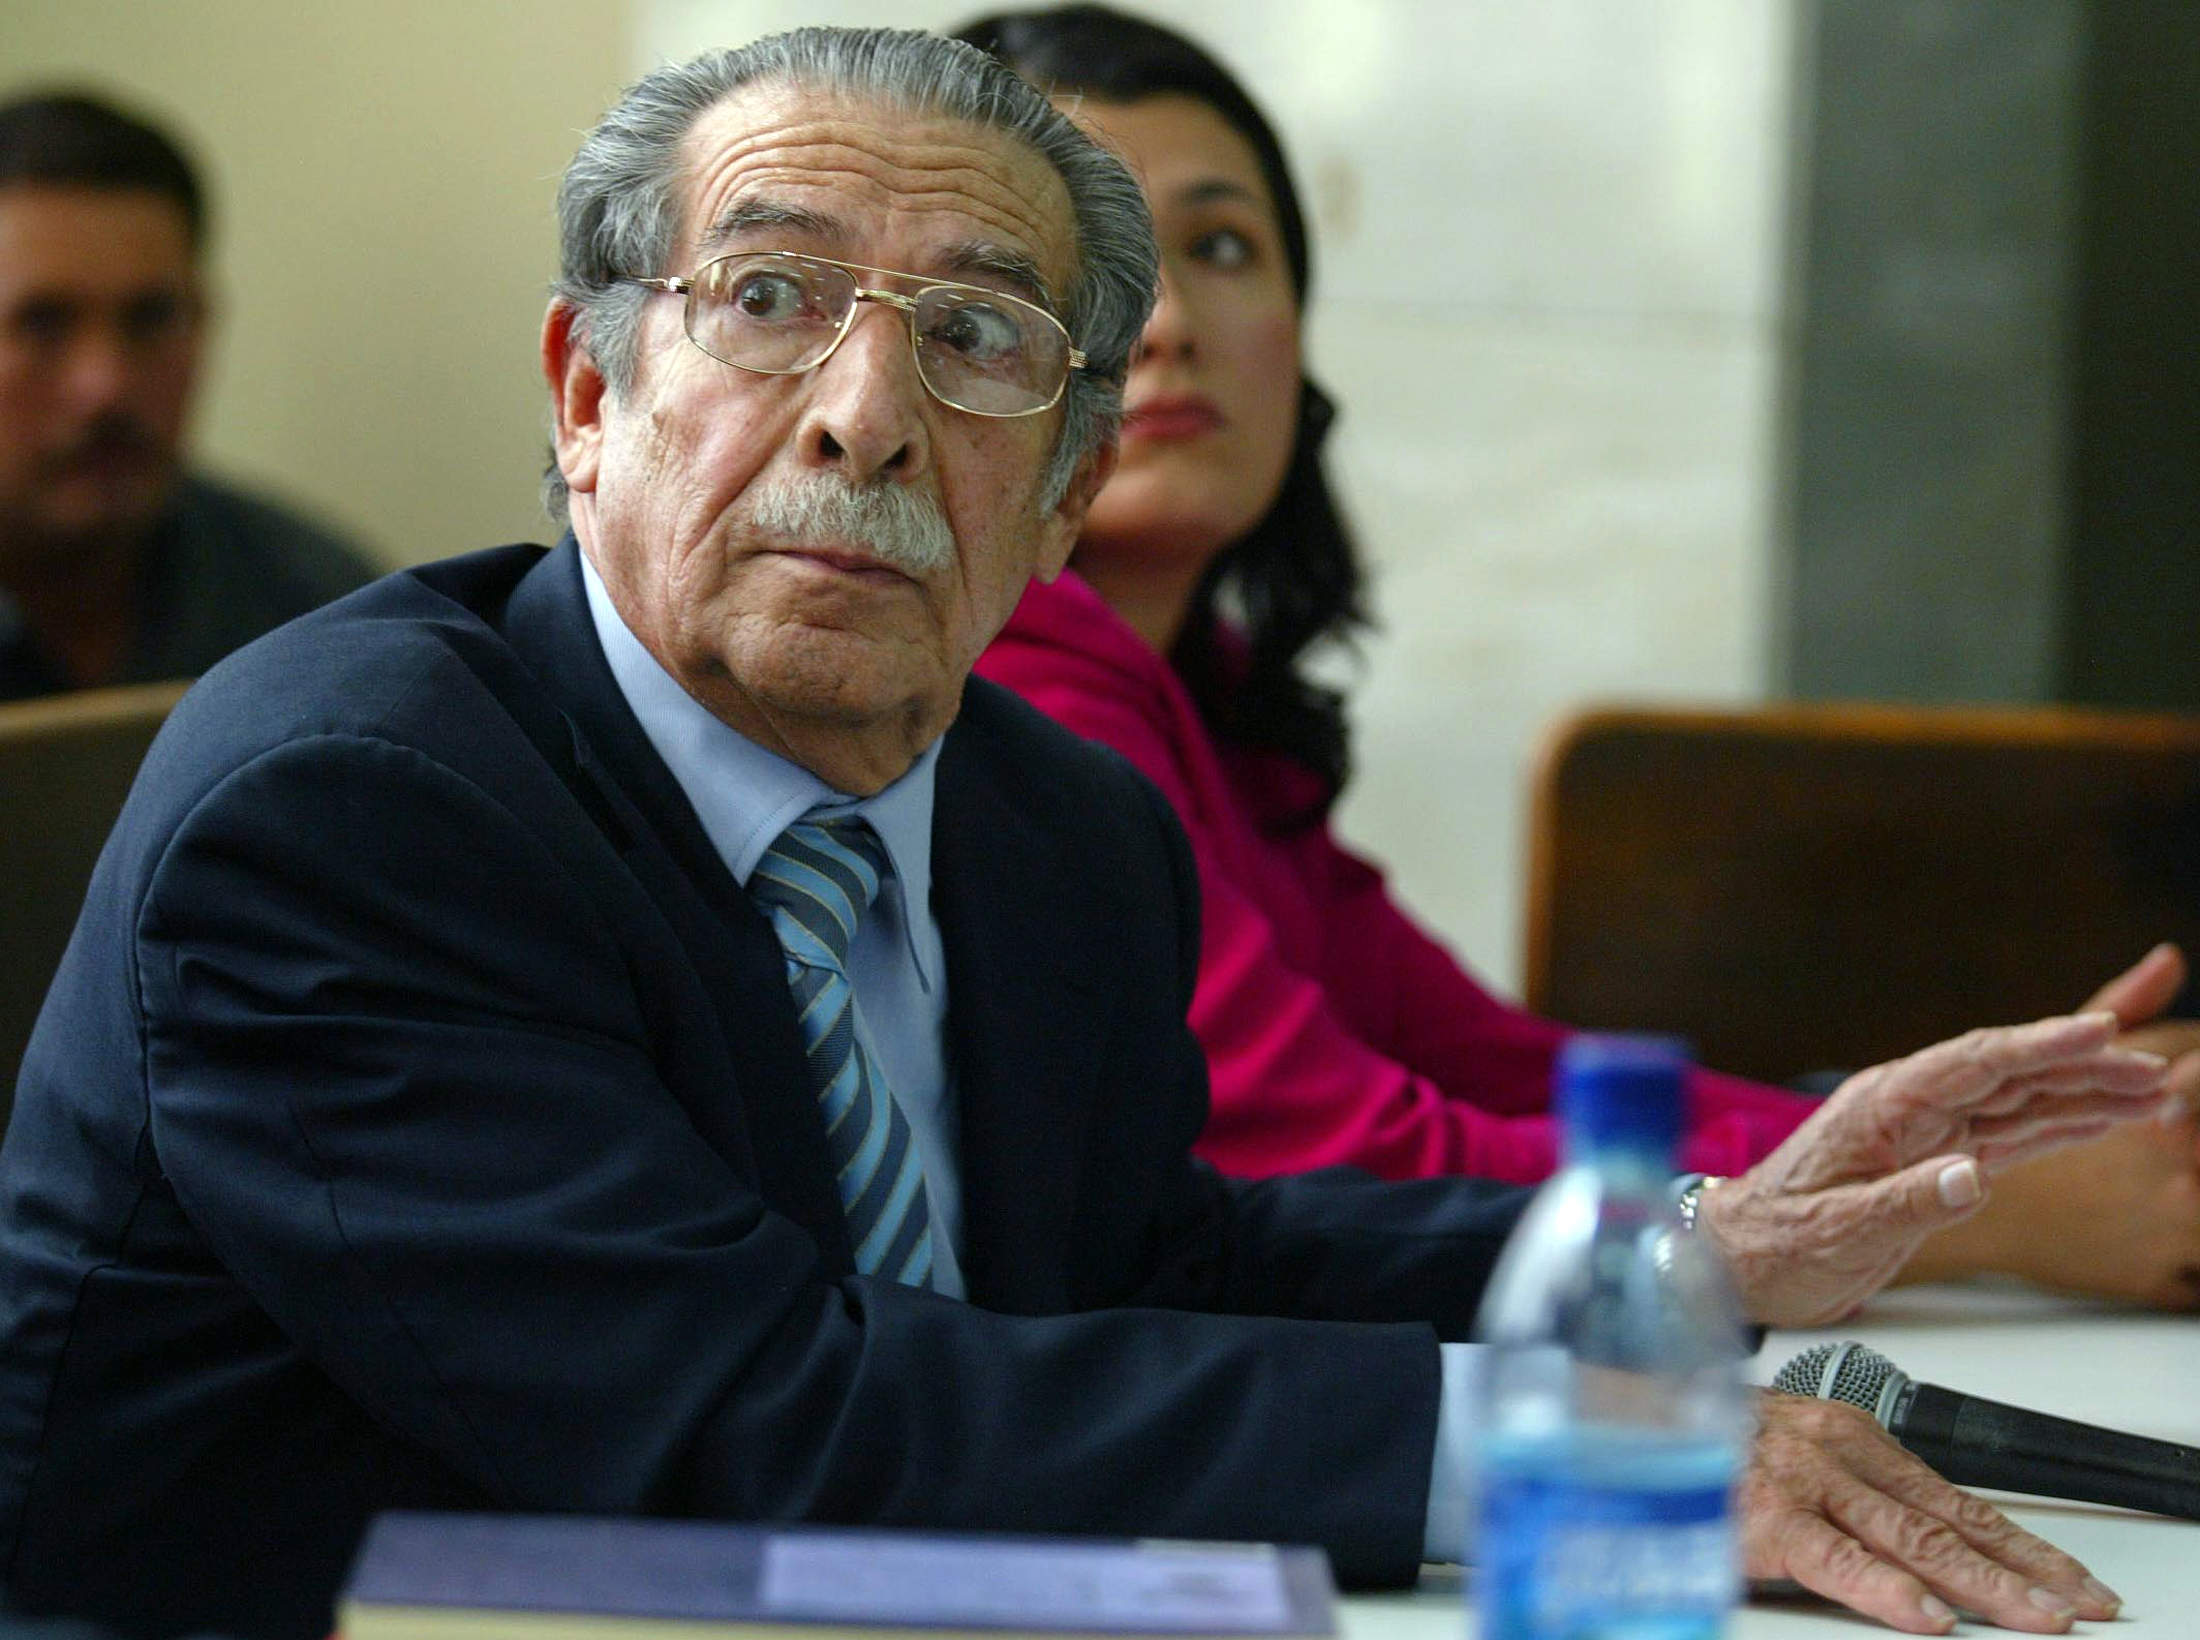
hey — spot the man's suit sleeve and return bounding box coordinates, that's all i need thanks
[1097,753,1529,1341]
[132,726,1510,1587]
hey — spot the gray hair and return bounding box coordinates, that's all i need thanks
[544,26,1156,520]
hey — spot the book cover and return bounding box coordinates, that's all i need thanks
[340,1512,1337,1640]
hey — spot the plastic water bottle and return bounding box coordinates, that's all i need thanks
[1471,1036,1751,1640]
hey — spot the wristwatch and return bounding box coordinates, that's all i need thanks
[1673,1172,1725,1233]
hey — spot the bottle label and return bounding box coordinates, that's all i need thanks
[1476,1444,1736,1640]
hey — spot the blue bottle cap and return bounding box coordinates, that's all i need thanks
[1557,1033,1688,1155]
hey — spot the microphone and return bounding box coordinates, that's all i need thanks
[1771,1341,2200,1521]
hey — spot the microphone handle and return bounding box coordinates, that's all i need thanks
[1894,1381,2200,1521]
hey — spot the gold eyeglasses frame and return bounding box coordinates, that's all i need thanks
[628,249,1090,419]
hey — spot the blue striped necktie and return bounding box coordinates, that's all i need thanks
[748,815,934,1288]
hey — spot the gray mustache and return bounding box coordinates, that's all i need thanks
[747,476,954,576]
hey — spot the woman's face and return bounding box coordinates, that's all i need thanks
[1067,94,1302,573]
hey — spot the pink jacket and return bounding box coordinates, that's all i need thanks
[976,571,1816,1184]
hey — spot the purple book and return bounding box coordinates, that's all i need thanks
[339,1512,1338,1640]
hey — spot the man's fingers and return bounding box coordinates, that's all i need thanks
[1842,1428,2120,1621]
[1753,1508,1957,1634]
[1827,1485,2083,1634]
[1968,1050,2170,1109]
[1841,1154,1986,1240]
[1964,1091,2170,1158]
[1862,1015,2154,1126]
[1806,1431,2087,1634]
[1743,1400,2116,1633]
[2079,940,2186,1023]
[1891,1013,2122,1091]
[1875,1081,2167,1172]
[1879,1053,2169,1139]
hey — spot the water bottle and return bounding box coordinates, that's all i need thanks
[1471,1035,1751,1640]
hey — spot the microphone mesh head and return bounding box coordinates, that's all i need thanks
[1771,1341,1902,1423]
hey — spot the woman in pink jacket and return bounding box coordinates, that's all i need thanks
[958,5,2200,1301]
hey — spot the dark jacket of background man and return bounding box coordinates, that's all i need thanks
[0,91,376,700]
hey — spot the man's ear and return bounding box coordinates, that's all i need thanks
[1033,435,1118,582]
[542,300,607,497]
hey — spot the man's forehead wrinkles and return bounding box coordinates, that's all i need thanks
[682,110,1069,276]
[709,153,1055,245]
[727,169,1054,252]
[699,200,842,257]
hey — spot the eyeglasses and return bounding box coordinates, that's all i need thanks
[628,250,1090,418]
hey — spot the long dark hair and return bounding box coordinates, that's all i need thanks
[953,4,1368,810]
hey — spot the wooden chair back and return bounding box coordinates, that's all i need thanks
[1522,702,2200,1083]
[0,680,189,1111]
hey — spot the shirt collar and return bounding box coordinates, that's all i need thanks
[579,550,940,985]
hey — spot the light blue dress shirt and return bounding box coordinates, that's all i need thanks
[580,555,966,1299]
[579,552,1476,1558]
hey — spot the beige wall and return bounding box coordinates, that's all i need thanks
[13,2,1793,994]
[647,1,1794,991]
[8,0,633,568]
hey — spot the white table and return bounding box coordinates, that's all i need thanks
[1338,1285,2200,1636]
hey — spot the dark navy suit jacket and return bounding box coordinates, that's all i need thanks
[0,543,1526,1639]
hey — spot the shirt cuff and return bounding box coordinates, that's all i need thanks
[1423,1341,1486,1564]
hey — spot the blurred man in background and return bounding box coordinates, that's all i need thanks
[0,90,375,700]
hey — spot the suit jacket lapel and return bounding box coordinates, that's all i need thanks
[495,540,855,1269]
[933,698,1108,1311]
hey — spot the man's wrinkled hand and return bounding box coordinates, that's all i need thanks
[1741,1393,2121,1634]
[1698,1013,2169,1327]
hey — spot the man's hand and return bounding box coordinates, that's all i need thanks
[1902,944,2200,1306]
[1741,1393,2120,1634]
[1697,1013,2170,1328]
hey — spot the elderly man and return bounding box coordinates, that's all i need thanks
[0,91,374,698]
[0,30,2166,1640]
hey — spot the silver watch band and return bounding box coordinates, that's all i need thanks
[1674,1172,1724,1232]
